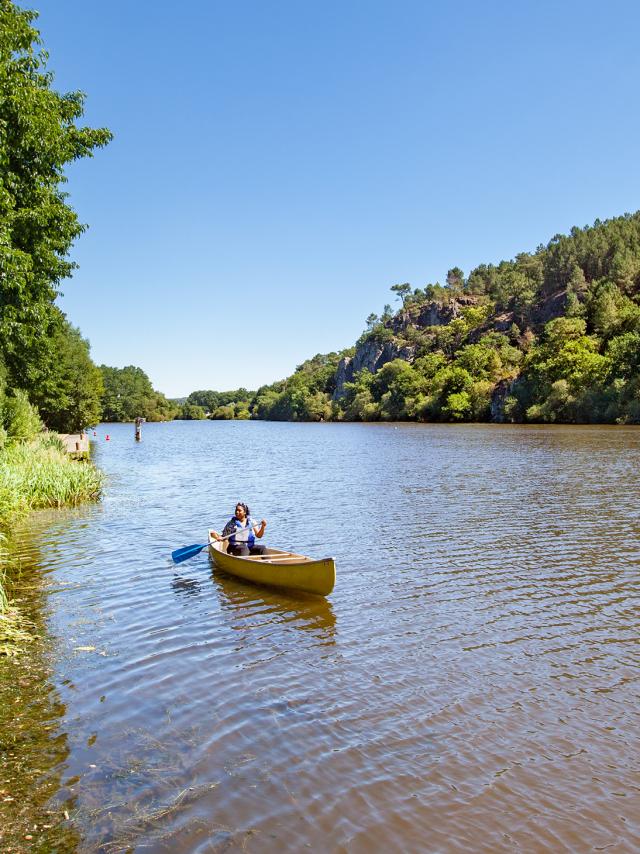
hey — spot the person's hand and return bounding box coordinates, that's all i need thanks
[211,530,221,542]
[260,519,267,529]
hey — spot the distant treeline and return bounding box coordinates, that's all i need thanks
[182,212,640,425]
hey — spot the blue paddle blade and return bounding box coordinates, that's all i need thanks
[171,542,208,564]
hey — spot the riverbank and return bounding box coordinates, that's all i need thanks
[0,434,104,654]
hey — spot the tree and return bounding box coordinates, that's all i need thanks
[178,404,207,420]
[100,365,177,422]
[187,390,220,412]
[0,1,112,399]
[33,315,104,432]
[446,267,465,293]
[366,312,379,330]
[390,283,412,306]
[2,388,42,439]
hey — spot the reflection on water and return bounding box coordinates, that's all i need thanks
[211,565,337,641]
[170,574,205,601]
[3,421,640,852]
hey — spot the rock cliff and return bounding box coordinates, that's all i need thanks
[333,340,416,399]
[333,296,477,399]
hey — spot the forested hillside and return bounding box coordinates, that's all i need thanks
[189,212,640,424]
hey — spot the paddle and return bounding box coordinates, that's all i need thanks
[171,528,253,564]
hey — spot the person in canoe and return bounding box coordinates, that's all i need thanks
[211,502,268,556]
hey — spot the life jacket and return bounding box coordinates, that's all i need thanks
[228,516,254,548]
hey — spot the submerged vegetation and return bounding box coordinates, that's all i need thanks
[183,212,640,425]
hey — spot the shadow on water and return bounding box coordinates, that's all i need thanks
[0,535,81,852]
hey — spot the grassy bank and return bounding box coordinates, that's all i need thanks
[0,434,104,653]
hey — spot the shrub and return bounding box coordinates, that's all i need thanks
[3,391,43,441]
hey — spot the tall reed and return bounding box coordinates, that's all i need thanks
[0,434,104,525]
[0,435,104,652]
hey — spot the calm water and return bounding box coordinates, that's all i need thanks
[2,420,640,852]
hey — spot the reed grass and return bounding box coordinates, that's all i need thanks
[0,435,104,653]
[0,434,104,524]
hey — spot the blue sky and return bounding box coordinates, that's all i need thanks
[30,0,640,397]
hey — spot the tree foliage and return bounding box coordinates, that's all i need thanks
[0,1,111,431]
[100,366,178,422]
[28,313,104,431]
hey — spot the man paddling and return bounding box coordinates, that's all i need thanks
[211,502,267,557]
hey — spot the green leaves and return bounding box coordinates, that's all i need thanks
[0,0,112,427]
[2,388,42,440]
[99,365,178,422]
[31,317,104,432]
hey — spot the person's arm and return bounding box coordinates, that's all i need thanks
[253,519,267,538]
[210,530,222,542]
[218,520,236,541]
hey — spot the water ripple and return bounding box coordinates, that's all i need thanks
[7,421,640,852]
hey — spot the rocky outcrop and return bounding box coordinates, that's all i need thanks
[332,296,481,399]
[415,294,478,328]
[530,288,569,327]
[490,379,512,422]
[388,294,479,334]
[333,339,416,399]
[490,376,527,422]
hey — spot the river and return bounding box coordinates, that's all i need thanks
[2,420,639,852]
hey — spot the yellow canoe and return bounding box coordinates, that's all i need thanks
[208,531,336,596]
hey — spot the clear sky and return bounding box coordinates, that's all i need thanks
[28,0,640,397]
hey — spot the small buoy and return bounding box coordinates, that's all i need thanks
[93,431,97,436]
[105,435,110,441]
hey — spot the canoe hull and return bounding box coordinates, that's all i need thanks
[208,533,335,596]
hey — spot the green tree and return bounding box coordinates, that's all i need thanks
[520,317,608,422]
[2,388,42,439]
[0,1,112,399]
[179,403,207,420]
[371,360,426,420]
[446,267,465,293]
[341,371,379,421]
[186,390,220,412]
[100,365,176,422]
[454,343,502,381]
[33,316,103,432]
[366,312,379,330]
[390,283,412,306]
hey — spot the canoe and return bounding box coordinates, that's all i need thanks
[207,531,336,596]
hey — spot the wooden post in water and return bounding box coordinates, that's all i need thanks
[135,416,143,441]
